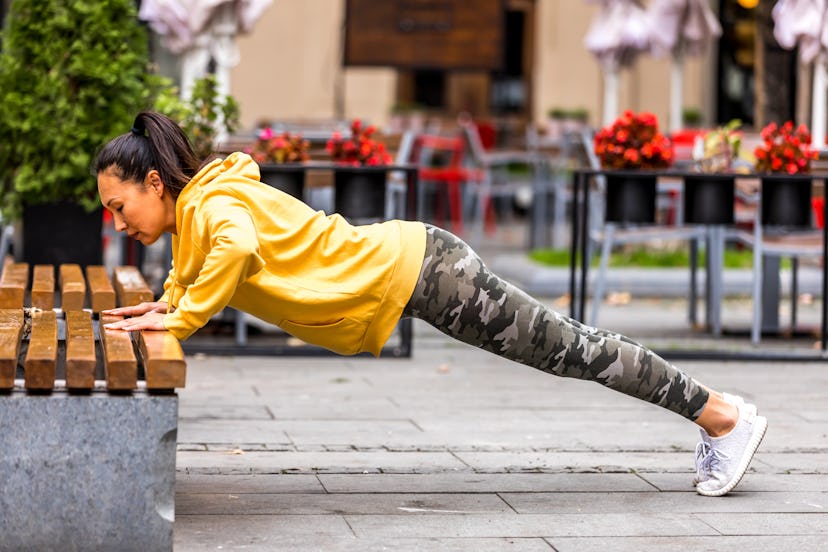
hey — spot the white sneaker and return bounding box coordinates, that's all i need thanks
[693,393,757,485]
[695,404,768,497]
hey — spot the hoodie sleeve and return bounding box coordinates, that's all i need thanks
[163,193,265,340]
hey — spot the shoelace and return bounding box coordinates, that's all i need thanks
[695,441,730,480]
[694,442,711,481]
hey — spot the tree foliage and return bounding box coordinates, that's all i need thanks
[0,0,158,219]
[153,74,241,162]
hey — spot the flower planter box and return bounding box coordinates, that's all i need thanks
[259,163,305,200]
[682,174,735,225]
[760,175,813,227]
[22,202,103,267]
[604,173,657,224]
[333,168,388,221]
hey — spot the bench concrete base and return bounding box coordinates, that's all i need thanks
[0,388,177,552]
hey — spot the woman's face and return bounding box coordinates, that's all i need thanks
[97,168,176,245]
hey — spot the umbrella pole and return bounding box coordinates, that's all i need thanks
[670,56,684,133]
[812,54,827,150]
[603,69,619,126]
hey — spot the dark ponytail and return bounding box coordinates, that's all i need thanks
[94,112,201,199]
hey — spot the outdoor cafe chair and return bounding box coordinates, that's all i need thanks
[457,116,554,244]
[729,188,824,344]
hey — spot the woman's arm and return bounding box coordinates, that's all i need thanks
[161,195,265,339]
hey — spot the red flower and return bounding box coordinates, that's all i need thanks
[593,111,673,170]
[247,130,309,164]
[326,119,392,166]
[753,120,815,175]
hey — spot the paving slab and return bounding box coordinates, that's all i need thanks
[176,492,511,515]
[176,473,326,494]
[547,535,828,552]
[500,491,828,513]
[637,472,828,492]
[343,512,717,538]
[316,473,655,493]
[177,450,469,474]
[696,512,828,535]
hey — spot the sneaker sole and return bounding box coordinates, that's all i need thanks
[696,415,768,497]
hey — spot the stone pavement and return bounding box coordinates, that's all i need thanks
[173,308,828,550]
[172,222,827,550]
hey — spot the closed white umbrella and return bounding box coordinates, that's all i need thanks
[140,0,272,115]
[647,0,722,132]
[584,0,651,125]
[772,0,828,148]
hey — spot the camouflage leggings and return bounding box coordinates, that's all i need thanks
[403,225,709,421]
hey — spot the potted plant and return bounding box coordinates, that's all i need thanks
[326,119,393,221]
[546,107,589,139]
[682,107,704,128]
[246,128,310,199]
[155,74,240,162]
[753,121,818,227]
[683,119,744,225]
[0,0,167,268]
[593,110,674,223]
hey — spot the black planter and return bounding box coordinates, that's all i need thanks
[22,202,103,267]
[604,173,657,224]
[760,175,813,227]
[259,163,305,200]
[682,174,735,225]
[334,168,388,221]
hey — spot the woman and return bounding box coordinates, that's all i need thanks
[97,112,766,497]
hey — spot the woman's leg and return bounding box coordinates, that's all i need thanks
[403,225,711,421]
[403,225,766,496]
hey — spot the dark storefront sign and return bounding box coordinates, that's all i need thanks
[344,0,504,70]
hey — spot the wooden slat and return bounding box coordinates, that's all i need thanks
[24,309,57,390]
[85,265,116,313]
[65,310,96,390]
[0,263,28,309]
[59,263,86,311]
[0,309,24,389]
[137,330,187,390]
[99,314,137,391]
[113,266,153,307]
[31,265,55,310]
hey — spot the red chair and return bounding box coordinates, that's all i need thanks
[411,133,486,235]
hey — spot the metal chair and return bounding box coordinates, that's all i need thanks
[457,116,550,246]
[410,131,487,235]
[729,189,824,344]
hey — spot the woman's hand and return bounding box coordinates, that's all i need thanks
[101,301,169,317]
[102,311,167,332]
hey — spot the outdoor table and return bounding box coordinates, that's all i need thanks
[568,168,828,357]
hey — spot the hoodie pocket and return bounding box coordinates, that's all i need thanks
[278,317,366,355]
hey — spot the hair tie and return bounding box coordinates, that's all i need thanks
[130,126,145,136]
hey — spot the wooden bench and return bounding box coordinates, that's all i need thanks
[0,263,186,393]
[113,265,154,307]
[59,263,86,311]
[0,263,28,309]
[0,263,185,551]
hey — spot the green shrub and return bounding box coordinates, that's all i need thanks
[0,0,162,219]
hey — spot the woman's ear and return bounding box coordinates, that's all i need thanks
[147,170,164,197]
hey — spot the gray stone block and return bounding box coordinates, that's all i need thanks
[0,389,178,552]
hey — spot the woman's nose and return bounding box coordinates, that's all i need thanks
[113,215,127,232]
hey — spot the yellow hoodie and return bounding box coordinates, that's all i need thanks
[159,152,426,356]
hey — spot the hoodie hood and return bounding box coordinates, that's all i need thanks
[175,152,261,232]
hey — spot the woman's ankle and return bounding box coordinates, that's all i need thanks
[695,394,739,437]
